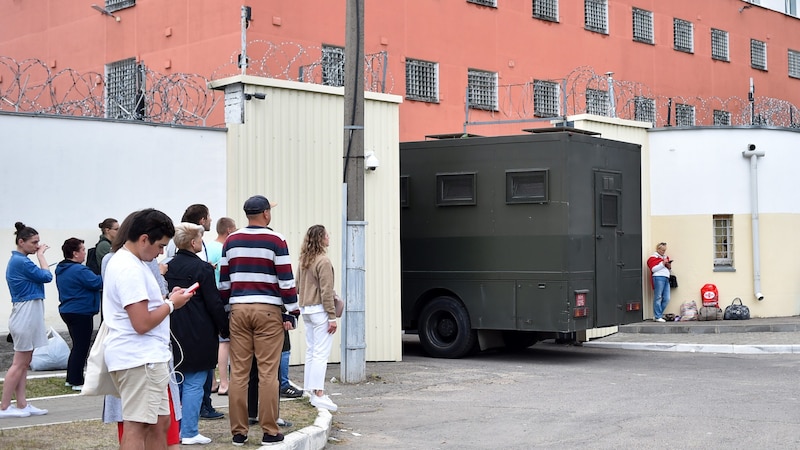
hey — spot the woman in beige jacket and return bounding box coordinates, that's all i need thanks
[297,225,338,411]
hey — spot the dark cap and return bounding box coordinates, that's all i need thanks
[243,195,278,215]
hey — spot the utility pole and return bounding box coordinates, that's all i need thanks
[341,0,366,383]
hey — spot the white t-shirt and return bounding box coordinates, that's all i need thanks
[102,247,172,371]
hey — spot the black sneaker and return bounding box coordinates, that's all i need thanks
[261,433,284,445]
[200,409,224,420]
[280,386,303,398]
[232,434,248,446]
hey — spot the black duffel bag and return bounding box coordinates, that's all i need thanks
[723,297,750,320]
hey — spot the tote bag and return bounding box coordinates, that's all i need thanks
[82,322,119,397]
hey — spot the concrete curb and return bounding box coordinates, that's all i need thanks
[583,341,800,354]
[268,408,332,450]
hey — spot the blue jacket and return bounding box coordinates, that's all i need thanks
[55,259,102,315]
[6,251,52,303]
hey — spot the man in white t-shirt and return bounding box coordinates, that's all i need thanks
[103,208,195,450]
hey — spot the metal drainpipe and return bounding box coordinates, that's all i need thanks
[742,144,765,301]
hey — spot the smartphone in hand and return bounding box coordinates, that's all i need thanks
[185,282,200,294]
[282,313,297,328]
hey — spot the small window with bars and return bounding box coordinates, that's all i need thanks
[675,103,695,126]
[322,45,345,87]
[106,0,135,13]
[533,0,559,22]
[534,80,560,117]
[713,110,731,126]
[585,0,608,34]
[751,39,767,71]
[634,96,655,123]
[586,88,609,116]
[506,169,549,204]
[467,69,498,111]
[711,29,729,61]
[673,18,694,53]
[405,59,439,103]
[790,49,800,79]
[632,8,654,44]
[437,173,477,206]
[105,57,144,120]
[467,0,497,6]
[713,214,734,268]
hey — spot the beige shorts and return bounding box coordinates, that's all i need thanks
[110,362,170,424]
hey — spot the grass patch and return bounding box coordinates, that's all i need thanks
[0,376,74,398]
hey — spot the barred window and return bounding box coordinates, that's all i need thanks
[713,215,734,268]
[106,0,135,13]
[105,57,144,120]
[405,59,439,103]
[634,96,655,123]
[673,18,694,53]
[467,69,498,111]
[711,29,729,62]
[790,49,800,79]
[467,0,497,6]
[533,80,560,117]
[675,103,695,126]
[437,173,477,206]
[751,39,767,71]
[586,88,609,116]
[322,45,345,87]
[713,110,731,126]
[632,8,654,44]
[585,0,608,34]
[533,0,559,22]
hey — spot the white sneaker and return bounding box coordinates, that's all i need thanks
[20,404,48,416]
[310,394,338,412]
[655,318,666,323]
[0,406,31,418]
[72,385,83,392]
[181,434,212,445]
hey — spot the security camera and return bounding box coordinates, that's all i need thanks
[756,292,764,301]
[365,151,380,171]
[748,144,756,151]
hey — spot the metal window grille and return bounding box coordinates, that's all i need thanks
[675,103,695,126]
[586,88,609,116]
[105,57,144,120]
[751,39,767,70]
[467,69,498,111]
[467,0,497,6]
[106,0,135,13]
[322,45,345,87]
[533,80,560,117]
[790,49,800,79]
[713,110,731,126]
[634,96,655,123]
[437,173,477,206]
[713,215,734,267]
[533,0,559,22]
[632,8,653,44]
[711,29,729,61]
[405,59,438,103]
[584,0,608,34]
[673,18,693,53]
[506,169,549,204]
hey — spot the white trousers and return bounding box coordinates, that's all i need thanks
[302,310,334,392]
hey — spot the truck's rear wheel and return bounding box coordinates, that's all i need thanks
[418,296,477,358]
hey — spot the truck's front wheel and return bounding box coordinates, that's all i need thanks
[418,296,477,358]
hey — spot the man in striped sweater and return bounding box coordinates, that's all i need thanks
[219,195,300,447]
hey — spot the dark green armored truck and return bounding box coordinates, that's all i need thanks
[400,129,643,358]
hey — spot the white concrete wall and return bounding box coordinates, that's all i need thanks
[648,127,800,317]
[0,113,227,332]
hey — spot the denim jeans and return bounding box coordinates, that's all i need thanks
[653,276,671,319]
[279,350,290,390]
[179,370,208,438]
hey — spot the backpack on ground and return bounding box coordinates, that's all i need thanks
[86,247,101,275]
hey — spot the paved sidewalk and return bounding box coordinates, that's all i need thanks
[584,315,800,353]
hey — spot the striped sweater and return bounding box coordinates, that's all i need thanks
[219,226,299,311]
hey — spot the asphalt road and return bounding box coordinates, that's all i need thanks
[327,335,800,449]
